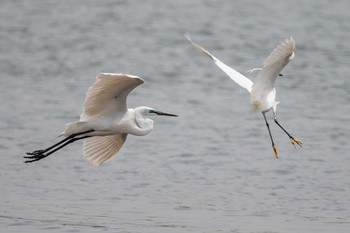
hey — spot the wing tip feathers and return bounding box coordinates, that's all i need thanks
[185,34,216,61]
[286,36,296,50]
[96,73,144,84]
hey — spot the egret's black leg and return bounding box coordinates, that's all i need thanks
[263,113,278,158]
[24,129,94,163]
[24,135,92,163]
[273,116,302,148]
[26,134,76,156]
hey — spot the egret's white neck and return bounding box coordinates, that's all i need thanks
[132,108,154,136]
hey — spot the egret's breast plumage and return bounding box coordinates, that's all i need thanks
[251,100,262,111]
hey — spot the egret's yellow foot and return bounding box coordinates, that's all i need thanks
[273,144,278,159]
[290,137,303,148]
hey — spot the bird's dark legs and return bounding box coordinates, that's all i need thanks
[26,134,78,156]
[24,129,94,163]
[274,116,303,148]
[263,113,279,159]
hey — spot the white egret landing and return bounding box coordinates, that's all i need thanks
[186,35,302,158]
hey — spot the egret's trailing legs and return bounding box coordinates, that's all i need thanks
[262,112,303,159]
[262,113,278,158]
[24,129,94,163]
[273,113,303,149]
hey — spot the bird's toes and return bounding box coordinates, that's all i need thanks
[296,140,303,147]
[273,144,279,159]
[24,158,40,163]
[24,155,44,163]
[26,149,45,156]
[24,153,39,158]
[24,159,35,163]
[24,151,45,159]
[290,138,302,148]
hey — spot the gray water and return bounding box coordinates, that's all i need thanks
[1,0,350,232]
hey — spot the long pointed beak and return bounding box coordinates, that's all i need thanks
[155,110,178,117]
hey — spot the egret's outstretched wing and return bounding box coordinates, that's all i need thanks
[81,73,144,120]
[83,134,127,166]
[253,37,295,91]
[185,35,253,93]
[263,37,295,68]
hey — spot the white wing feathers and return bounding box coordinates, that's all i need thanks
[83,134,127,166]
[263,37,295,68]
[81,73,144,120]
[253,37,295,91]
[185,35,253,93]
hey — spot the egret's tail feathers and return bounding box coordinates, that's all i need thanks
[63,121,90,136]
[83,134,127,166]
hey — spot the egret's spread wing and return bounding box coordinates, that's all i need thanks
[82,73,144,119]
[253,37,295,90]
[83,134,128,166]
[186,35,253,93]
[263,37,295,68]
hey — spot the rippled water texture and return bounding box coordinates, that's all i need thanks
[1,0,350,232]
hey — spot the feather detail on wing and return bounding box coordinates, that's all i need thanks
[263,37,295,69]
[252,37,296,92]
[81,73,144,120]
[185,35,253,93]
[83,134,128,166]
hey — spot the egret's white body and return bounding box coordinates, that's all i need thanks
[186,35,302,158]
[25,73,177,165]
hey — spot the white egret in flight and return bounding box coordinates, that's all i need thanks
[25,73,178,165]
[186,35,302,158]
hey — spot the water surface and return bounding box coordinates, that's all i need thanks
[0,0,349,232]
